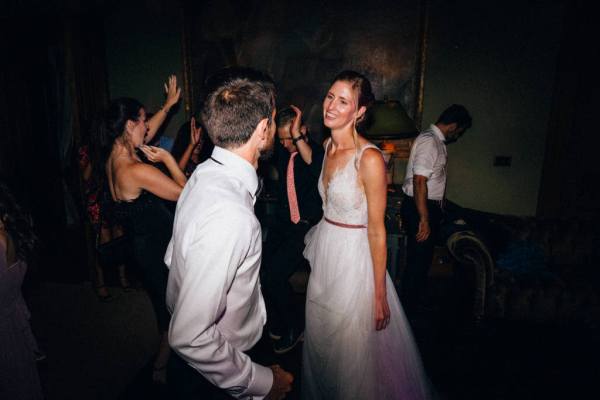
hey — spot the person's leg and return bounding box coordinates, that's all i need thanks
[153,331,170,384]
[262,223,309,352]
[411,203,442,307]
[401,198,420,311]
[133,239,172,383]
[401,198,439,312]
[112,225,132,291]
[94,226,112,300]
[167,351,229,399]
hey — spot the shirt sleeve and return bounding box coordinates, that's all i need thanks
[411,136,439,179]
[168,205,273,399]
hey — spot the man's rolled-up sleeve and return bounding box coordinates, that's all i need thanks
[412,136,439,178]
[168,205,273,399]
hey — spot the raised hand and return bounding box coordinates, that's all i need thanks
[289,105,303,138]
[190,117,203,146]
[163,75,181,110]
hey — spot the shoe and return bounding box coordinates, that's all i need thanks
[120,276,133,292]
[34,349,47,362]
[95,285,113,302]
[273,328,304,354]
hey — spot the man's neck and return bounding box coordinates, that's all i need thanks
[227,145,259,169]
[434,123,449,138]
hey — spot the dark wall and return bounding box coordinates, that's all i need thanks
[421,0,564,215]
[184,0,424,141]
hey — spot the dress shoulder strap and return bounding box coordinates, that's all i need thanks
[357,142,381,162]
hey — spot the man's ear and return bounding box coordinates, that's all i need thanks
[253,117,269,141]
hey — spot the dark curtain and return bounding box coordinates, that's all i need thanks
[0,15,109,282]
[537,1,600,219]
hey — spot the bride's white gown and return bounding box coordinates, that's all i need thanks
[302,142,430,399]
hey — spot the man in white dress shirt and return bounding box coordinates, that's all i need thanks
[165,68,293,400]
[400,104,472,315]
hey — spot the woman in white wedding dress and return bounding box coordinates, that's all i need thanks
[302,71,430,400]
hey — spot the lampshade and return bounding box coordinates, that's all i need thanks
[365,100,418,139]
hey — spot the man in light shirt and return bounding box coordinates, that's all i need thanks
[165,68,293,400]
[400,104,472,315]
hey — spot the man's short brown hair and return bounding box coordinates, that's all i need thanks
[201,67,276,149]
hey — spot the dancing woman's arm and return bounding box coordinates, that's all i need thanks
[177,117,203,172]
[145,75,181,144]
[360,147,390,331]
[126,146,186,201]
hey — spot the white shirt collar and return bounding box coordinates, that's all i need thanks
[430,124,446,143]
[210,146,259,199]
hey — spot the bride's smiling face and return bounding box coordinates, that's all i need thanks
[323,80,364,131]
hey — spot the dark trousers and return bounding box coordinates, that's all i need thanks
[167,343,265,400]
[261,220,311,333]
[167,351,233,399]
[400,195,443,312]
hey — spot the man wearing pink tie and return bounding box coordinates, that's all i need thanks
[261,105,324,354]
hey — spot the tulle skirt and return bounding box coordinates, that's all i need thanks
[302,219,430,400]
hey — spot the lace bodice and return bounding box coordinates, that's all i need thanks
[318,141,380,226]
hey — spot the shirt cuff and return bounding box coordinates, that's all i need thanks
[247,362,273,399]
[413,166,433,178]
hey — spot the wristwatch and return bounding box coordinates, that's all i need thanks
[292,134,306,145]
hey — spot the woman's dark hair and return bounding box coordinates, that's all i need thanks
[0,182,37,262]
[331,70,375,130]
[91,97,144,177]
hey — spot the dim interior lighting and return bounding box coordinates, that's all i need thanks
[366,99,418,139]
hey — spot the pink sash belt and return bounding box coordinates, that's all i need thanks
[324,217,367,229]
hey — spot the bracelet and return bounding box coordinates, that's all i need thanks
[292,135,306,145]
[159,106,169,114]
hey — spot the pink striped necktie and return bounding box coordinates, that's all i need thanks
[287,152,300,224]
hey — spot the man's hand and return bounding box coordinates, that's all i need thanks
[416,218,430,242]
[265,365,293,400]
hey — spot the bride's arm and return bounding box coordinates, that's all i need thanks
[360,148,390,331]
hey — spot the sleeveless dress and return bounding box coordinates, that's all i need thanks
[114,191,173,331]
[302,142,430,400]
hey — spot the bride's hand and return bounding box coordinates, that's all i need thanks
[375,294,391,330]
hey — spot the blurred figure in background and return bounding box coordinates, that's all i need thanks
[0,182,43,400]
